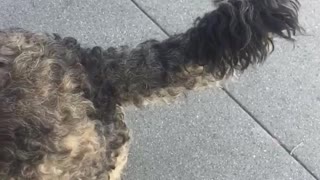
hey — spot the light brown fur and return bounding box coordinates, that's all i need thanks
[0,30,129,180]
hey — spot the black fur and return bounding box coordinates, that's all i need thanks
[81,0,302,106]
[184,0,302,78]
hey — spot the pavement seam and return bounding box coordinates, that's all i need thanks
[129,0,319,179]
[223,89,319,180]
[130,0,170,36]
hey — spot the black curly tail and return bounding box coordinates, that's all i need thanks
[183,0,302,78]
[82,0,302,106]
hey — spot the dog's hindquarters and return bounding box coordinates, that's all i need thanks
[82,0,302,107]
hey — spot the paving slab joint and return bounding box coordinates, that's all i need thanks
[223,88,319,180]
[130,0,170,36]
[128,1,319,179]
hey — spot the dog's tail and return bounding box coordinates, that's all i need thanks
[82,0,302,106]
[184,0,301,77]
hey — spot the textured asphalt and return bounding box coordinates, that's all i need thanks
[0,0,319,179]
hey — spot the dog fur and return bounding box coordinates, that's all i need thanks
[0,0,302,179]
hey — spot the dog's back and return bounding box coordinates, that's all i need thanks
[0,30,129,179]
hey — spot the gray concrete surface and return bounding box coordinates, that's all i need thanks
[227,1,320,177]
[124,90,314,180]
[132,0,320,179]
[1,0,319,179]
[0,0,166,46]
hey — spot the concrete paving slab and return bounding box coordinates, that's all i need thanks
[132,0,213,34]
[124,89,315,180]
[134,0,320,178]
[0,0,166,46]
[226,0,320,177]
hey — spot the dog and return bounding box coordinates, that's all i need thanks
[0,0,302,179]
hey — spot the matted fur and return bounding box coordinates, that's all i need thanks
[0,0,301,179]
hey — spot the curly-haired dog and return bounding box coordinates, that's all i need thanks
[0,0,302,179]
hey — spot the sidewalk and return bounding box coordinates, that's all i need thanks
[0,0,319,179]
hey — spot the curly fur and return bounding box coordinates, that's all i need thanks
[0,31,129,180]
[0,0,301,179]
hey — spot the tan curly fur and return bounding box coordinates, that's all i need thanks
[0,30,129,180]
[0,0,301,179]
